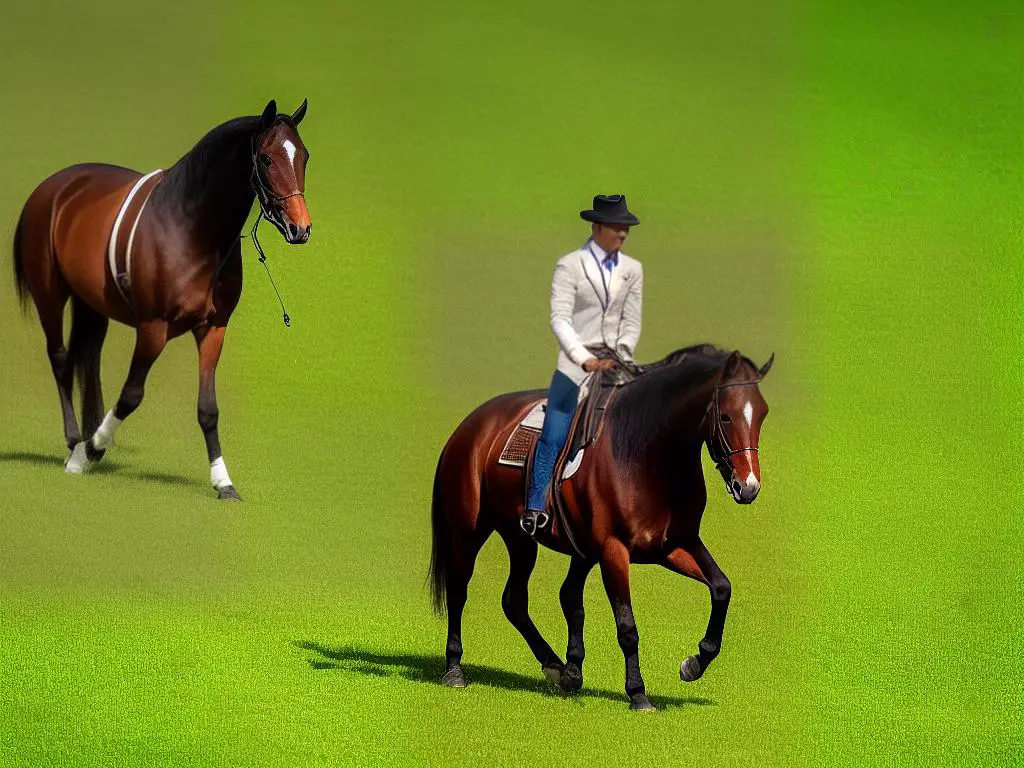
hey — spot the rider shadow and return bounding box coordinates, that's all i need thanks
[0,451,206,493]
[296,642,715,710]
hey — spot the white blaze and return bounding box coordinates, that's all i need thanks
[743,401,753,426]
[283,139,297,167]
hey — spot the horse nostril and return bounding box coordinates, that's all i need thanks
[732,480,742,495]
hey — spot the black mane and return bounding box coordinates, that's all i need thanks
[152,116,262,209]
[610,344,750,464]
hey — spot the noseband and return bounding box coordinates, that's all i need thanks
[704,375,763,477]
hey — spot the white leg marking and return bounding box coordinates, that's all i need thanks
[91,410,123,451]
[65,442,88,474]
[743,401,753,426]
[210,456,233,490]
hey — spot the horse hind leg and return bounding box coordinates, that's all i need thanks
[62,297,110,472]
[13,207,80,456]
[439,523,494,688]
[73,320,168,473]
[430,467,493,688]
[440,540,479,688]
[41,298,82,457]
[498,528,565,683]
[17,234,83,457]
[68,297,109,446]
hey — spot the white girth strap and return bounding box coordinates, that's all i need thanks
[107,169,163,300]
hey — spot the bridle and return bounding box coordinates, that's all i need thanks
[704,375,764,478]
[244,130,304,327]
[250,132,304,228]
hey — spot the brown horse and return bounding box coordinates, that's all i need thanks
[12,99,310,499]
[429,344,773,710]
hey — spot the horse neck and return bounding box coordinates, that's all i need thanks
[608,364,720,473]
[155,128,257,253]
[662,371,717,448]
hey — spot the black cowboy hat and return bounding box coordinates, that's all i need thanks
[580,194,640,226]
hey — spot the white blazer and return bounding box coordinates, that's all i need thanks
[550,241,643,385]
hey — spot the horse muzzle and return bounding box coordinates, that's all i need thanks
[272,194,311,244]
[724,471,760,504]
[284,221,311,244]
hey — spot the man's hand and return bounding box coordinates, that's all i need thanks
[583,357,617,372]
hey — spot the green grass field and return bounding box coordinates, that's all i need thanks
[1,1,1020,765]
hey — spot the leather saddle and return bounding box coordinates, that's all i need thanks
[521,346,642,555]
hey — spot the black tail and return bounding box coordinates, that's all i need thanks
[12,208,29,312]
[428,454,452,616]
[66,296,108,437]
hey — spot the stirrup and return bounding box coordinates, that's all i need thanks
[520,509,550,537]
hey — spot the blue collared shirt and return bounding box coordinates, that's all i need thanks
[588,239,619,273]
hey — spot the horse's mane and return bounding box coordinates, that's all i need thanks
[153,115,264,206]
[610,343,755,463]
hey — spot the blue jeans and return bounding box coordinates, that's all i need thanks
[527,371,579,511]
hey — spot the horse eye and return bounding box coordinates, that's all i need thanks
[720,414,732,424]
[260,154,272,167]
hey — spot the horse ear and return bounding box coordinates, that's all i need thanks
[291,98,308,125]
[260,99,277,129]
[758,353,775,378]
[723,350,743,378]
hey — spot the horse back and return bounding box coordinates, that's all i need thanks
[436,390,546,527]
[20,164,145,324]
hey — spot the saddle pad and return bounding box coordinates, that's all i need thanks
[498,401,546,467]
[519,401,547,430]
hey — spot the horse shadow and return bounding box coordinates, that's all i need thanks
[0,451,206,492]
[0,451,64,468]
[296,642,715,710]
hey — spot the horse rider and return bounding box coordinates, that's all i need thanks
[521,194,644,537]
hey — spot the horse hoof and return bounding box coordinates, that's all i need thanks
[442,665,467,688]
[559,663,583,694]
[84,442,106,463]
[629,693,656,712]
[217,485,243,501]
[680,655,703,682]
[65,442,88,474]
[542,664,563,687]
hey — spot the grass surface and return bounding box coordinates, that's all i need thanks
[1,1,1020,766]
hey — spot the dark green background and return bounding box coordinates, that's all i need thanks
[1,1,1020,765]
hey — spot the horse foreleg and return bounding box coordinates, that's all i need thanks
[558,556,594,693]
[599,538,653,711]
[69,320,167,473]
[193,325,239,500]
[498,530,565,684]
[664,540,731,682]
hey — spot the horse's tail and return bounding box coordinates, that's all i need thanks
[66,295,107,433]
[11,207,30,312]
[428,452,452,617]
